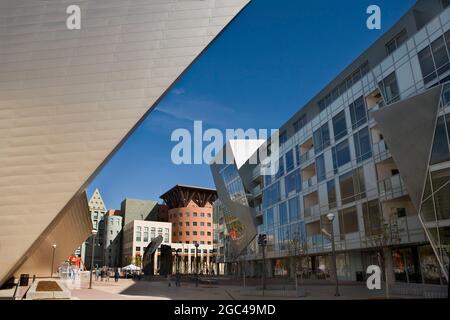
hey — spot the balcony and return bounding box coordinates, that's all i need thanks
[378,174,408,200]
[304,204,320,218]
[372,139,390,161]
[300,148,315,165]
[302,162,316,189]
[303,176,317,189]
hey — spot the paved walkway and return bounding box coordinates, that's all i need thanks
[68,278,414,300]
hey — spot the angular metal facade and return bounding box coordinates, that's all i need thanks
[210,142,258,259]
[372,85,442,209]
[0,0,250,286]
[374,84,450,281]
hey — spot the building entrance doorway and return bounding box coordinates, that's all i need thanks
[392,247,421,283]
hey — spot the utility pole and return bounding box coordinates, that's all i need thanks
[326,213,340,297]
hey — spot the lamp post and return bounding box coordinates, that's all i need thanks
[89,229,98,289]
[195,242,199,287]
[326,213,340,297]
[50,244,57,278]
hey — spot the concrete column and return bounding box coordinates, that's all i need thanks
[152,254,156,275]
[188,252,191,274]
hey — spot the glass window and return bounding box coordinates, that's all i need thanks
[135,226,142,242]
[288,196,300,221]
[265,208,274,229]
[280,131,287,145]
[363,200,382,236]
[275,155,285,179]
[143,227,149,242]
[442,83,450,106]
[431,36,450,75]
[339,171,355,205]
[316,154,326,182]
[285,149,294,172]
[332,139,351,170]
[279,202,288,225]
[264,174,272,186]
[327,180,337,209]
[262,181,281,209]
[313,123,331,153]
[349,96,367,129]
[339,167,366,205]
[418,46,437,84]
[430,116,450,165]
[354,127,372,162]
[293,115,307,132]
[446,30,450,55]
[285,168,301,194]
[378,72,399,103]
[338,206,359,234]
[385,29,407,55]
[332,111,347,141]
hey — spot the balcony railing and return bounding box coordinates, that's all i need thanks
[378,174,408,200]
[300,148,314,165]
[372,139,389,159]
[367,102,384,121]
[303,175,317,189]
[304,204,319,218]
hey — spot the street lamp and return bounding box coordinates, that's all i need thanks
[326,213,340,297]
[89,229,98,289]
[195,242,199,287]
[51,244,57,278]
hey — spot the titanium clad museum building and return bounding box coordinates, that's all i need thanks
[212,0,450,285]
[0,0,250,287]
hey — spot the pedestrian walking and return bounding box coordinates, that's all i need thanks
[114,269,120,282]
[95,267,100,281]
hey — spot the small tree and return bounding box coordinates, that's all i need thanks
[364,213,400,299]
[134,254,142,268]
[287,229,308,291]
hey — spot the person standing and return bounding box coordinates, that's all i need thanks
[114,268,119,282]
[95,267,100,281]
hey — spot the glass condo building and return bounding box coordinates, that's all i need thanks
[212,0,450,285]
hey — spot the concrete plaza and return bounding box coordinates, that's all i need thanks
[67,276,412,300]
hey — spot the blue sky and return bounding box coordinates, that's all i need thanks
[88,0,416,209]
